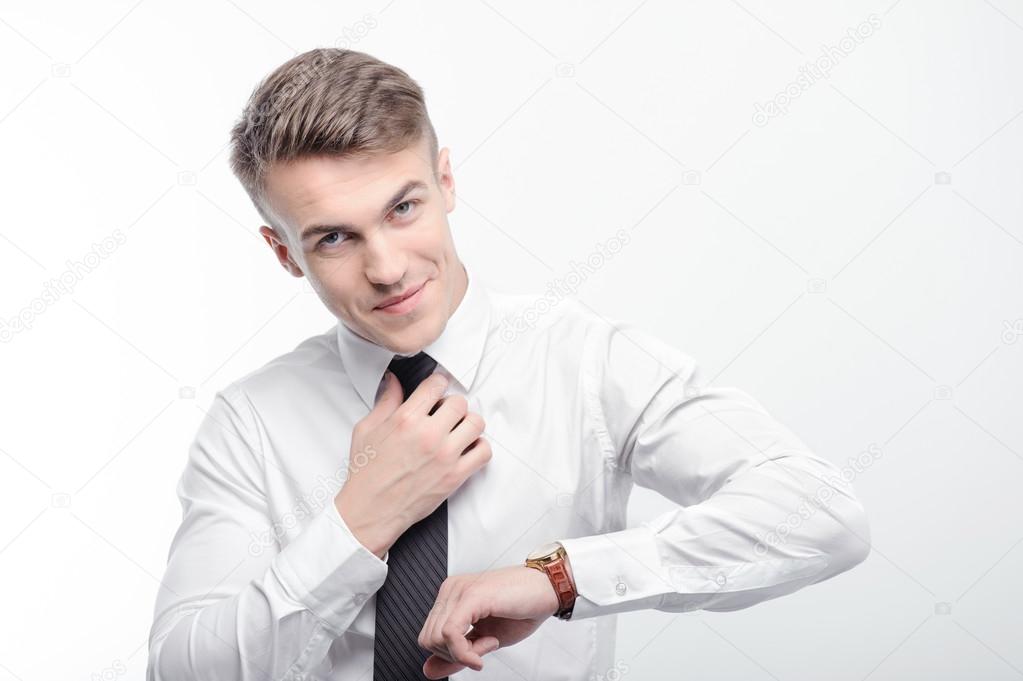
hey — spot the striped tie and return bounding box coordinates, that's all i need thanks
[373,351,448,680]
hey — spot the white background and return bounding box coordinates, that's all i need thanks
[1,1,1021,679]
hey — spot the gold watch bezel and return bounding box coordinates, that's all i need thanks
[525,541,565,566]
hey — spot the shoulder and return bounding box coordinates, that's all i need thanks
[481,285,694,383]
[483,287,596,350]
[566,302,699,391]
[215,323,344,407]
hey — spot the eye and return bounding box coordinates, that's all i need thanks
[317,232,347,249]
[391,199,418,220]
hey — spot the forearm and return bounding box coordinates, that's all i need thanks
[560,448,870,618]
[149,501,388,680]
[149,567,335,680]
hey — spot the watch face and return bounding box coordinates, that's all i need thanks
[527,542,561,561]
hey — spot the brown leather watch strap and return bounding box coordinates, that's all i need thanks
[526,554,577,619]
[544,558,577,620]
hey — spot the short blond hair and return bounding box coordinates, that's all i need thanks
[229,48,438,230]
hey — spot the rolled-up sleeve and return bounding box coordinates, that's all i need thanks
[559,319,871,620]
[147,384,388,680]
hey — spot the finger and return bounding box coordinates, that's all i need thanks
[428,392,470,434]
[418,589,447,656]
[361,371,404,431]
[451,437,492,480]
[469,635,501,658]
[428,595,461,664]
[394,373,449,421]
[410,372,449,413]
[441,614,482,671]
[446,410,486,456]
[423,653,467,679]
[422,636,500,679]
[422,589,455,661]
[429,591,476,666]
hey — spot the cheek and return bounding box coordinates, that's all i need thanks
[307,268,354,306]
[416,211,450,245]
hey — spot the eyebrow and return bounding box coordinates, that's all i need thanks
[299,179,428,242]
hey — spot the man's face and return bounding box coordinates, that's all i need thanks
[259,135,464,355]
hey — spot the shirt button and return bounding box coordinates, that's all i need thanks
[354,592,368,605]
[615,582,627,596]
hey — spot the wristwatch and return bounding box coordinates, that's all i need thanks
[525,541,577,620]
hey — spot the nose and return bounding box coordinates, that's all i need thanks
[362,227,407,286]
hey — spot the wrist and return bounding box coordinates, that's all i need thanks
[524,541,577,620]
[523,566,561,615]
[334,494,392,559]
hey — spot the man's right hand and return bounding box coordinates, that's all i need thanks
[335,370,491,559]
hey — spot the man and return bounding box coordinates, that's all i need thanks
[147,48,870,680]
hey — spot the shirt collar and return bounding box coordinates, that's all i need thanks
[336,262,492,410]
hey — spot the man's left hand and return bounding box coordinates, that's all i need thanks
[417,565,560,678]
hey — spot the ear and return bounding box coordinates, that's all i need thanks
[259,225,304,277]
[435,146,456,214]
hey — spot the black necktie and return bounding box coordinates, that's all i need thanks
[374,351,448,680]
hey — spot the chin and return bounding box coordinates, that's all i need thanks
[401,314,446,351]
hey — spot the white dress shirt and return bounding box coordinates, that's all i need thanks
[147,262,871,680]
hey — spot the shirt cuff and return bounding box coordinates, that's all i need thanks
[559,524,835,620]
[271,500,389,633]
[558,526,668,619]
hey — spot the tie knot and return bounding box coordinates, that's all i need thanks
[387,351,438,400]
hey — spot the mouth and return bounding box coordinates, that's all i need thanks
[374,281,427,315]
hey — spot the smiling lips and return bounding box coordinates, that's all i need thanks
[374,281,426,314]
